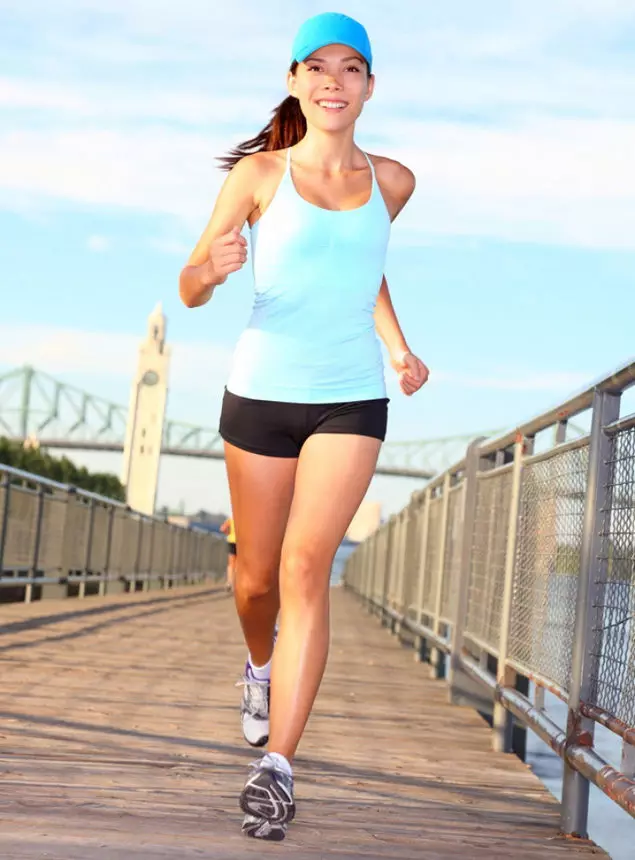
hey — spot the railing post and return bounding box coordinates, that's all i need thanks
[100,504,115,597]
[133,516,142,592]
[448,438,484,700]
[363,536,375,606]
[393,509,409,635]
[380,516,394,626]
[561,388,620,838]
[27,484,46,604]
[368,535,378,606]
[60,486,77,598]
[80,498,96,600]
[387,514,400,622]
[371,528,383,614]
[163,525,172,589]
[357,539,366,599]
[374,529,385,613]
[413,488,431,661]
[146,519,155,591]
[622,741,635,779]
[430,472,451,679]
[0,474,11,579]
[492,434,524,752]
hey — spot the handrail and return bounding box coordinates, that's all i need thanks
[0,461,227,602]
[478,357,635,457]
[343,355,635,839]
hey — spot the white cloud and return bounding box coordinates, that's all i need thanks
[0,0,634,251]
[0,322,233,394]
[0,76,278,126]
[87,234,110,252]
[146,237,198,257]
[1,113,633,250]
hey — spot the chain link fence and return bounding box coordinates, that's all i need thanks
[421,493,442,620]
[0,463,226,602]
[440,481,465,625]
[343,358,635,830]
[465,466,513,654]
[592,425,635,725]
[509,442,589,694]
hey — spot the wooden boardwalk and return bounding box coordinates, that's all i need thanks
[0,585,606,859]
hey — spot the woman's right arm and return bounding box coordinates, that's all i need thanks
[178,156,262,308]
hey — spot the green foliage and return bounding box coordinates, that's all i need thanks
[0,437,125,502]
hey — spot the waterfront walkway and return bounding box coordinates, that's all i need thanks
[0,586,606,858]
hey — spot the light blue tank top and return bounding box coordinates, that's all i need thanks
[226,147,391,404]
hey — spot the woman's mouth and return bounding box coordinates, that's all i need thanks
[316,99,348,111]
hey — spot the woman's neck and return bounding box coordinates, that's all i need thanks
[292,127,360,173]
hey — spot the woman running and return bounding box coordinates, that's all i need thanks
[219,514,237,592]
[179,12,429,841]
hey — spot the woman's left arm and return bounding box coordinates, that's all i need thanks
[374,157,430,397]
[375,276,429,396]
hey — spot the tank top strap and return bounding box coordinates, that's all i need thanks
[361,150,375,176]
[361,151,378,199]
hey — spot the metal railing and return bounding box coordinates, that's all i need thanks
[0,463,227,602]
[344,358,635,837]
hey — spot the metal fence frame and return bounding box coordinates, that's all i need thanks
[0,463,227,602]
[344,358,635,836]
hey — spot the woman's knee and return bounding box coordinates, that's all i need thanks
[235,557,278,601]
[280,547,331,604]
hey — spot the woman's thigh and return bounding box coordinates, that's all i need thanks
[224,441,298,582]
[281,433,381,583]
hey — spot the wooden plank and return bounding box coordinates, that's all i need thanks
[0,586,607,858]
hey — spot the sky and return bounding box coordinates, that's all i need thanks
[0,0,634,516]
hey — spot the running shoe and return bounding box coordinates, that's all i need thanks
[239,754,295,840]
[237,663,269,747]
[241,813,287,842]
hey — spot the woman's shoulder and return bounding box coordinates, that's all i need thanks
[231,150,287,182]
[367,154,416,218]
[227,151,288,223]
[369,154,415,198]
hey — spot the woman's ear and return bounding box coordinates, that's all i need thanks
[287,70,298,98]
[364,73,376,103]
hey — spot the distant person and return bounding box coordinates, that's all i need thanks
[179,12,428,841]
[219,515,237,592]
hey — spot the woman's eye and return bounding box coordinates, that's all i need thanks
[307,64,321,72]
[346,65,361,73]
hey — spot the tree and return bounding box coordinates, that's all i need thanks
[0,437,125,502]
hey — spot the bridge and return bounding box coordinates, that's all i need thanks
[0,364,494,479]
[1,358,633,858]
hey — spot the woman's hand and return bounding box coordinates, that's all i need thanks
[391,351,429,396]
[207,226,248,285]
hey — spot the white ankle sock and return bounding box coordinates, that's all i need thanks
[248,655,272,681]
[265,752,292,777]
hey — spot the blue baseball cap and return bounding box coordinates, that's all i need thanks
[291,13,373,72]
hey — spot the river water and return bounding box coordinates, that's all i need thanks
[526,694,632,859]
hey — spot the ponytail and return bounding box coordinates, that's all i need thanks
[218,63,307,171]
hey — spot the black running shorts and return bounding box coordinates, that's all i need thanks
[219,389,388,458]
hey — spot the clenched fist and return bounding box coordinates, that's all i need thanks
[208,226,248,285]
[391,350,430,396]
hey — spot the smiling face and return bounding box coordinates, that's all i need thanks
[287,43,375,133]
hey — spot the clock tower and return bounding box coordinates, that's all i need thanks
[121,303,171,515]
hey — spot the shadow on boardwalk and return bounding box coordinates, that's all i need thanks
[0,586,607,859]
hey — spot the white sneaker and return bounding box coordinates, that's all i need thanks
[240,754,295,841]
[237,662,269,748]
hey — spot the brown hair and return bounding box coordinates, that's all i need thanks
[218,62,306,172]
[218,58,370,171]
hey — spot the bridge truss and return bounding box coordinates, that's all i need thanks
[0,365,494,479]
